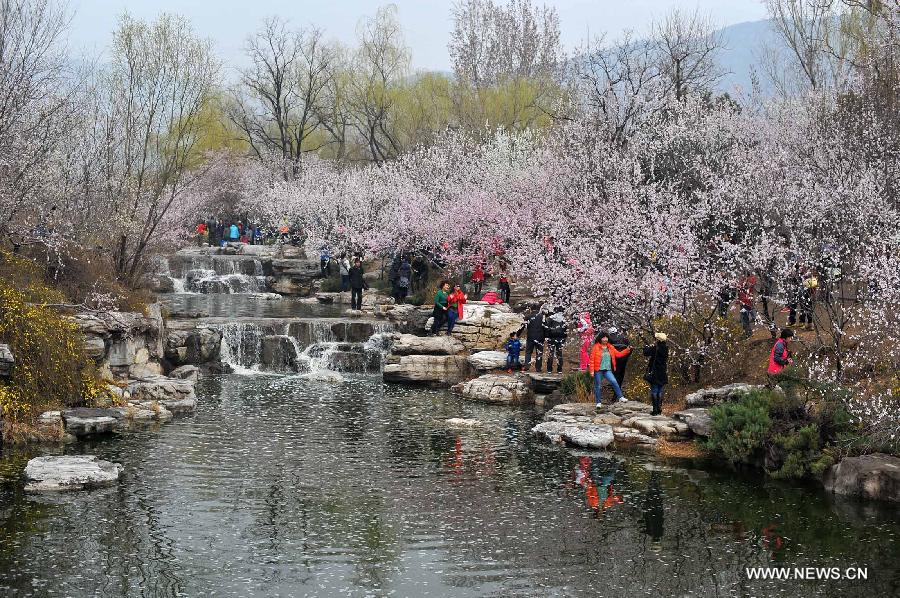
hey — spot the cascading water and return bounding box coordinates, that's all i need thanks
[218,322,265,374]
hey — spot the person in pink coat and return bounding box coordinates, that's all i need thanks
[577,312,594,371]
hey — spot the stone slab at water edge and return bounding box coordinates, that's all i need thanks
[684,383,763,407]
[452,374,533,404]
[823,453,900,503]
[24,455,123,492]
[467,350,519,371]
[533,401,694,450]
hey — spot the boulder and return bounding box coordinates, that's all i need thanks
[61,408,125,437]
[452,374,533,404]
[164,325,222,365]
[127,375,197,414]
[0,343,13,378]
[672,408,713,437]
[270,258,320,296]
[684,383,761,407]
[525,372,563,394]
[82,335,107,360]
[620,415,690,438]
[531,420,614,449]
[564,424,615,449]
[140,274,175,293]
[380,304,432,335]
[531,421,574,443]
[823,453,900,503]
[169,365,200,382]
[383,354,471,386]
[426,303,524,351]
[24,455,123,492]
[613,427,657,447]
[467,350,514,371]
[389,333,465,356]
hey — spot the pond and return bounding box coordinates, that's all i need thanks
[1,374,898,597]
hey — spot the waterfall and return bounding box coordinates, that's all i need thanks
[219,323,264,374]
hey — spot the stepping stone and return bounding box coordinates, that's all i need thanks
[25,455,123,492]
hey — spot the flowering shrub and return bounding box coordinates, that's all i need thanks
[0,251,111,427]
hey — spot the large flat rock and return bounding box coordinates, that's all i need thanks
[389,333,465,356]
[672,408,713,437]
[452,374,533,404]
[532,421,614,449]
[25,455,123,492]
[684,383,761,407]
[61,408,125,437]
[127,375,197,414]
[383,354,471,386]
[823,453,900,503]
[426,304,524,351]
[467,350,514,371]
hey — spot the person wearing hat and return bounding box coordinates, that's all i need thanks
[643,332,669,416]
[767,328,794,375]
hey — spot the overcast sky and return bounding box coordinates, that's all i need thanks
[67,0,770,71]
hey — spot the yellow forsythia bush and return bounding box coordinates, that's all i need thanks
[0,251,110,423]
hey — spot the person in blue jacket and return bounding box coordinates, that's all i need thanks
[505,332,522,373]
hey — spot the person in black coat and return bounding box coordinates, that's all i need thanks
[643,332,669,415]
[348,259,368,310]
[543,306,568,374]
[523,306,545,372]
[608,326,631,387]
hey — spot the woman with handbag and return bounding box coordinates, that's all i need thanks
[643,332,669,416]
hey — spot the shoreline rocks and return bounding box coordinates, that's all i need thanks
[684,383,761,407]
[823,453,900,503]
[24,455,123,492]
[532,402,692,451]
[452,373,533,404]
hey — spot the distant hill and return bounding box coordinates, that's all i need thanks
[715,19,785,96]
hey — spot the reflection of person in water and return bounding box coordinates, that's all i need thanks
[573,456,626,515]
[640,471,664,541]
[574,457,601,512]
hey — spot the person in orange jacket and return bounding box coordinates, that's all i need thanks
[589,332,631,407]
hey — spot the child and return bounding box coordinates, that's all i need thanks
[505,332,522,373]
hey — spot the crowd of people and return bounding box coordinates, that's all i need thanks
[194,219,305,247]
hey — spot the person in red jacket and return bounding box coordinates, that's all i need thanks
[448,284,467,320]
[470,263,485,297]
[589,332,632,407]
[767,328,794,375]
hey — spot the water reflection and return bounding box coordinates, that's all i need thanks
[0,376,898,597]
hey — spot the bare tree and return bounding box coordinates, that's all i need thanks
[86,13,219,277]
[572,33,665,143]
[0,0,73,246]
[764,0,841,91]
[230,17,338,176]
[651,9,726,100]
[346,5,409,163]
[449,0,562,87]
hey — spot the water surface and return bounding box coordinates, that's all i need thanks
[1,375,897,597]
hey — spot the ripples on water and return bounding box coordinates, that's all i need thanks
[1,375,898,597]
